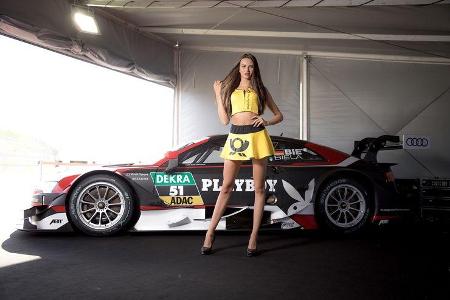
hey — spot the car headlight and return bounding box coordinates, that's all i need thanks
[31,181,58,206]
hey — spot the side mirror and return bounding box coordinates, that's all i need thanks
[165,157,179,173]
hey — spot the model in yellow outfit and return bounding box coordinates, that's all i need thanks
[201,53,284,257]
[220,88,275,160]
[230,88,259,116]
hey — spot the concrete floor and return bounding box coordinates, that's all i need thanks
[0,225,449,300]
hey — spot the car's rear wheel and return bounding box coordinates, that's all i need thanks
[68,174,135,236]
[316,177,373,234]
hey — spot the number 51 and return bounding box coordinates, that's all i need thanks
[169,186,184,196]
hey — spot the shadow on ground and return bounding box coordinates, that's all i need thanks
[1,224,449,300]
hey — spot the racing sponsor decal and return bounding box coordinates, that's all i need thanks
[280,218,301,230]
[150,172,195,186]
[159,195,203,206]
[126,172,150,181]
[50,219,63,225]
[150,172,204,206]
[402,134,431,149]
[270,148,322,161]
[201,178,277,192]
[229,137,249,157]
[28,213,69,230]
[283,179,315,215]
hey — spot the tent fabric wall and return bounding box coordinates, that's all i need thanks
[309,57,450,178]
[178,49,300,145]
[0,0,175,86]
[1,1,449,180]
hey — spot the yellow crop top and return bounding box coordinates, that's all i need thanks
[230,88,259,116]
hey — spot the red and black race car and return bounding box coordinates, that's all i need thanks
[19,134,412,236]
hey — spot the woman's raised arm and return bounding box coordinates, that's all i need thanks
[214,80,230,125]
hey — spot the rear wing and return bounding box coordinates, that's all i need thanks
[351,135,402,163]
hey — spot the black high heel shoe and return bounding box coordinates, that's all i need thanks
[201,235,215,255]
[246,248,259,257]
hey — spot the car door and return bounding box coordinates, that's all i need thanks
[268,137,326,216]
[177,138,254,208]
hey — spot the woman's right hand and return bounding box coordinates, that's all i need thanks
[213,80,222,95]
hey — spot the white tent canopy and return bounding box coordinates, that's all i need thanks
[89,0,450,60]
[0,0,176,86]
[1,0,449,178]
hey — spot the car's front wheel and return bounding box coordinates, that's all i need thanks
[68,174,135,236]
[316,177,373,234]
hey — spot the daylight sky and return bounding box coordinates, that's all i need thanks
[0,34,174,164]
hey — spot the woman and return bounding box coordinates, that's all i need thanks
[201,53,283,257]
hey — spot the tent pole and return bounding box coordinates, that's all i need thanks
[300,54,309,141]
[299,54,303,140]
[172,48,181,147]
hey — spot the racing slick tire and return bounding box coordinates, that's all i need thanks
[68,174,135,236]
[316,177,373,235]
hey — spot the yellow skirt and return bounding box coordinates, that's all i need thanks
[220,124,275,160]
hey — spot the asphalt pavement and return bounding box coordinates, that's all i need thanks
[0,224,449,300]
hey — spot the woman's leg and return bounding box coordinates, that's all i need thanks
[203,159,242,247]
[248,157,268,250]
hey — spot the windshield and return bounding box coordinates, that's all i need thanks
[150,136,210,164]
[171,137,209,152]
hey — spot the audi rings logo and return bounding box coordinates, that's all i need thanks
[406,137,428,147]
[403,135,431,149]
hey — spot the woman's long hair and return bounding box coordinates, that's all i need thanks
[220,53,268,117]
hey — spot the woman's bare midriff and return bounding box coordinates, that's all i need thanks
[230,112,259,125]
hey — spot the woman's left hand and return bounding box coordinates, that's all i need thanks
[251,116,267,127]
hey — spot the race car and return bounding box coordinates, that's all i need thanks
[19,134,412,236]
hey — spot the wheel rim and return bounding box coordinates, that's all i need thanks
[76,182,126,230]
[324,184,366,228]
